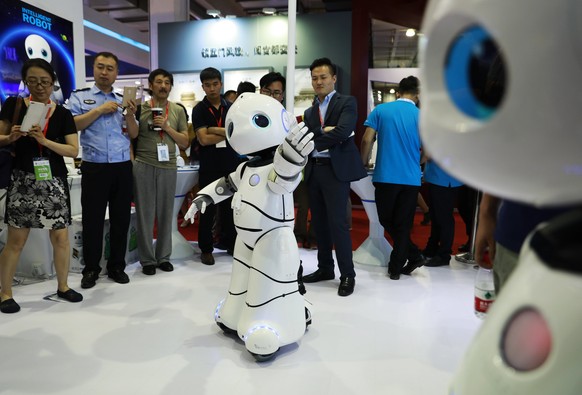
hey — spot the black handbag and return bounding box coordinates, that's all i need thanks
[0,97,22,189]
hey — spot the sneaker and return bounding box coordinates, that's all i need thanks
[57,288,83,303]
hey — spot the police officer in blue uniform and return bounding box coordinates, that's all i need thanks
[66,52,138,289]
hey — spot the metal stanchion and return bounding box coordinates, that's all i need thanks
[455,189,482,265]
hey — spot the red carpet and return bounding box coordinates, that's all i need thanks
[176,208,469,253]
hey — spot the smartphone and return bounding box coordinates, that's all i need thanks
[122,86,137,107]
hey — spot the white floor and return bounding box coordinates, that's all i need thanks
[0,246,482,395]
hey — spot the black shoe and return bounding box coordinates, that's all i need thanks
[81,271,100,289]
[402,256,426,275]
[213,242,229,251]
[388,271,400,280]
[302,269,335,283]
[420,212,431,225]
[458,243,470,253]
[158,262,174,272]
[338,276,355,296]
[57,288,83,303]
[108,269,130,284]
[0,298,20,313]
[425,256,451,267]
[200,252,215,266]
[142,265,156,275]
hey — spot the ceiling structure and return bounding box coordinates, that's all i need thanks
[83,0,421,69]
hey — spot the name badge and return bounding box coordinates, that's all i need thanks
[157,143,169,162]
[33,157,52,181]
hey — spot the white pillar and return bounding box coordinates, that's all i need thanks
[149,0,189,70]
[285,0,297,115]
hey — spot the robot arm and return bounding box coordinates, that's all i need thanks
[268,122,314,194]
[184,174,238,223]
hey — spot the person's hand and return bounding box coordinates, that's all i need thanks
[124,99,137,116]
[280,122,314,164]
[474,195,500,269]
[183,195,213,224]
[9,124,26,142]
[98,101,120,115]
[26,124,47,145]
[322,126,335,133]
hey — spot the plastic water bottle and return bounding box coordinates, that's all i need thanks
[474,267,496,319]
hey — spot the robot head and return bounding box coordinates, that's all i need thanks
[225,92,295,156]
[419,0,582,206]
[24,34,52,63]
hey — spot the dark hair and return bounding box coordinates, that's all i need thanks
[309,57,337,76]
[259,72,286,91]
[148,68,174,86]
[21,58,56,82]
[224,90,237,98]
[200,67,222,83]
[398,76,420,95]
[236,81,256,96]
[175,102,189,122]
[94,51,119,67]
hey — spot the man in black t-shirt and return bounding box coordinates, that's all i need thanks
[191,67,241,265]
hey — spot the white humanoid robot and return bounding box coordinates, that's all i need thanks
[18,34,64,103]
[419,0,582,393]
[184,92,314,361]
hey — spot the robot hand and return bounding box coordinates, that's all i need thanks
[184,195,213,224]
[280,122,314,164]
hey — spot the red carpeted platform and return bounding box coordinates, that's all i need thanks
[175,208,469,253]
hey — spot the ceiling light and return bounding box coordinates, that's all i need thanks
[405,28,416,37]
[262,7,276,15]
[207,9,221,18]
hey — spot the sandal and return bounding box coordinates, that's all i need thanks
[57,288,83,303]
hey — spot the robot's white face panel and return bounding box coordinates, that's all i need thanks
[25,34,52,63]
[420,0,582,206]
[225,93,293,155]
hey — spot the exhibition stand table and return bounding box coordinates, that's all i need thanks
[350,173,392,267]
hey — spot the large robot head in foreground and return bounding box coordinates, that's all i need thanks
[419,0,582,393]
[419,0,582,206]
[225,92,295,156]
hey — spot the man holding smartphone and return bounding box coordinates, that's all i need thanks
[66,51,138,289]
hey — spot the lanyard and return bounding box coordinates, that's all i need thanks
[208,105,224,128]
[151,100,169,141]
[29,96,53,156]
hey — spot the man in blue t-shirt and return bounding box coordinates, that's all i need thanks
[360,76,425,280]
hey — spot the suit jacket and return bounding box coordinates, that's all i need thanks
[303,92,367,183]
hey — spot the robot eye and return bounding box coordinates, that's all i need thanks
[252,114,270,129]
[27,47,33,56]
[500,307,552,371]
[41,49,48,58]
[445,25,507,120]
[227,121,234,138]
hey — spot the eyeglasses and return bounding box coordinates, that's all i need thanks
[25,79,53,88]
[260,88,283,98]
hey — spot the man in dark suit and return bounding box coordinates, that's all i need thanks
[301,57,367,297]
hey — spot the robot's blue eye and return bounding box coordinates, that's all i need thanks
[252,114,270,128]
[27,47,33,56]
[445,25,506,120]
